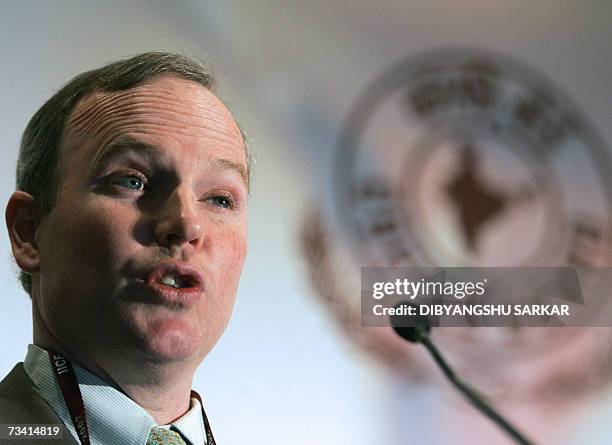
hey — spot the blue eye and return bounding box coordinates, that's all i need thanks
[113,175,145,191]
[211,196,233,209]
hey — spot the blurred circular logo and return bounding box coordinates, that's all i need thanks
[301,48,612,403]
[335,48,612,269]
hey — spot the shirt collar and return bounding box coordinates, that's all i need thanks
[24,344,206,445]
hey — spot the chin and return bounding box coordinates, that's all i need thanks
[136,318,208,364]
[142,333,204,364]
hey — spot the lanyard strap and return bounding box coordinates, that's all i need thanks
[47,351,91,445]
[47,351,217,445]
[191,390,217,445]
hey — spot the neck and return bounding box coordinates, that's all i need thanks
[111,368,194,424]
[33,309,194,424]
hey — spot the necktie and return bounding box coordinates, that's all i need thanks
[146,427,188,445]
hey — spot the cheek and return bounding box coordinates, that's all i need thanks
[207,227,247,313]
[43,200,138,285]
[216,227,247,281]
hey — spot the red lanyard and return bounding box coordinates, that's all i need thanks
[190,390,217,445]
[47,351,217,445]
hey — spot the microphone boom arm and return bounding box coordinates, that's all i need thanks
[413,326,535,445]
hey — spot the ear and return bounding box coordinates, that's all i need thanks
[5,191,41,274]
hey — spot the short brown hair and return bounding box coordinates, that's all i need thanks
[16,51,251,295]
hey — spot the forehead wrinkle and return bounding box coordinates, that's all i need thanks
[68,93,197,137]
[67,90,134,132]
[78,121,242,162]
[67,89,241,147]
[66,88,170,137]
[68,79,231,129]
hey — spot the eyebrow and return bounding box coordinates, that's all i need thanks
[213,158,248,187]
[92,136,162,170]
[93,136,249,187]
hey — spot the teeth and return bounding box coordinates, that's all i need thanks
[159,274,187,288]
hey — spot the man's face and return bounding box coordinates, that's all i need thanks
[33,75,248,366]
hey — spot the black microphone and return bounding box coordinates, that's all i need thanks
[390,302,535,445]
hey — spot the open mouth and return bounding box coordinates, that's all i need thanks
[157,273,192,289]
[144,262,204,300]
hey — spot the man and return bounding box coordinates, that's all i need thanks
[0,52,250,445]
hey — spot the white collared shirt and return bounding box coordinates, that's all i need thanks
[23,345,207,445]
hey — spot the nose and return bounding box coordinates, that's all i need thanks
[155,186,204,250]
